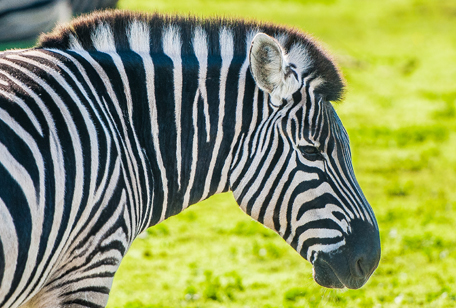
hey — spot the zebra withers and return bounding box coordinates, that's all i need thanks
[0,10,380,308]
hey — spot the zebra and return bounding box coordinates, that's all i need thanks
[0,10,381,308]
[0,0,118,42]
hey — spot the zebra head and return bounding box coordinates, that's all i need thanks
[230,33,380,289]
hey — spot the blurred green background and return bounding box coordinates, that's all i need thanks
[3,0,456,307]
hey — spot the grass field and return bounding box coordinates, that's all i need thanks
[2,0,456,307]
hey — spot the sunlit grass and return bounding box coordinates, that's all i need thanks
[1,0,455,307]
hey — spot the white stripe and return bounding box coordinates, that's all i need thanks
[162,25,183,190]
[0,142,37,209]
[183,89,200,208]
[293,195,350,230]
[249,88,263,158]
[192,27,210,142]
[92,23,117,52]
[68,34,84,51]
[296,228,344,254]
[307,242,345,261]
[231,133,245,175]
[262,88,270,122]
[128,20,150,54]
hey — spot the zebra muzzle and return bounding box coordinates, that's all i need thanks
[311,219,381,289]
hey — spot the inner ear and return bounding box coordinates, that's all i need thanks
[249,33,301,105]
[249,33,284,93]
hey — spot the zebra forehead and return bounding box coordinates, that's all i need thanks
[38,9,345,102]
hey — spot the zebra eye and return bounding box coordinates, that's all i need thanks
[298,146,321,160]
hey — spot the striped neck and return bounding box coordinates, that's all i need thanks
[41,19,257,229]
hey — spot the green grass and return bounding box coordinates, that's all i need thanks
[2,0,456,307]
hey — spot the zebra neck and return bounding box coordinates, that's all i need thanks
[141,49,256,226]
[79,48,259,230]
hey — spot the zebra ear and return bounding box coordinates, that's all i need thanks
[249,33,301,106]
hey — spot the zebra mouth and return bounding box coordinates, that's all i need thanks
[312,259,345,289]
[311,254,370,290]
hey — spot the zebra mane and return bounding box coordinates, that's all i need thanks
[37,10,345,101]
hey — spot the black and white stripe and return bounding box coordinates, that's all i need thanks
[0,10,380,308]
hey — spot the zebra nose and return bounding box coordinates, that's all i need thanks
[347,219,381,280]
[311,218,380,289]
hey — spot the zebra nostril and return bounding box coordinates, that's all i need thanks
[345,219,381,282]
[355,258,365,277]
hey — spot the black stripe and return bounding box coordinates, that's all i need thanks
[0,164,31,307]
[151,51,178,217]
[199,30,222,197]
[179,37,199,204]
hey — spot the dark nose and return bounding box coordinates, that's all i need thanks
[312,218,381,289]
[347,219,381,281]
